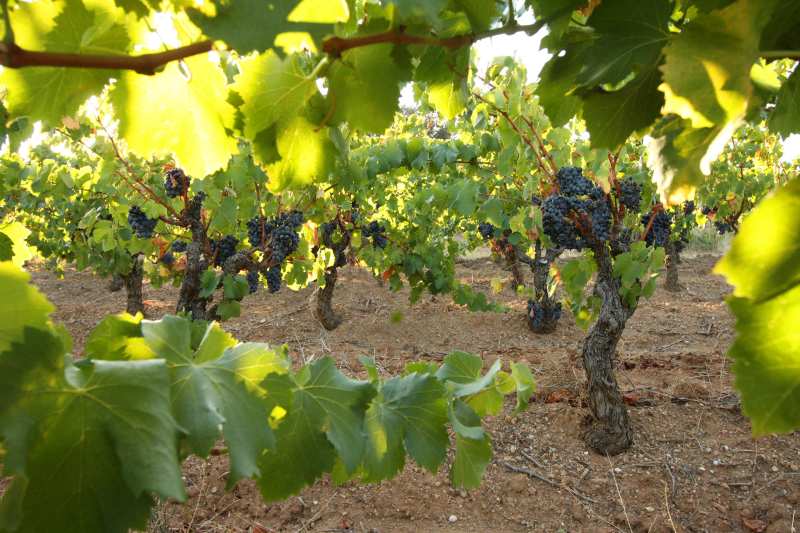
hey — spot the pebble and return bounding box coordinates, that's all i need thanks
[645,506,655,512]
[771,466,779,472]
[448,515,458,523]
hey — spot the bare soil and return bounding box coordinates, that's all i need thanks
[28,254,800,533]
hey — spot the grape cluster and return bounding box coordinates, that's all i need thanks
[247,210,304,248]
[128,206,158,238]
[363,221,388,248]
[701,206,714,216]
[266,266,281,293]
[160,251,175,266]
[527,300,562,330]
[619,180,642,211]
[247,270,259,294]
[557,166,595,196]
[171,240,188,253]
[211,235,238,266]
[714,220,733,234]
[641,211,671,247]
[682,200,695,216]
[478,222,496,241]
[164,168,190,198]
[542,167,614,250]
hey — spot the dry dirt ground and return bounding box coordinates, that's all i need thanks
[27,253,800,533]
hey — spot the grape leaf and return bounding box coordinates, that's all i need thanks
[362,372,448,481]
[715,180,800,302]
[379,0,447,24]
[455,0,499,31]
[140,316,288,484]
[511,362,535,413]
[583,68,664,149]
[0,232,13,262]
[266,116,336,192]
[328,44,408,133]
[257,358,373,499]
[727,286,800,436]
[234,51,318,140]
[536,47,585,128]
[0,263,54,354]
[577,0,671,87]
[0,329,185,533]
[189,0,334,54]
[661,0,767,128]
[84,313,153,361]
[768,69,800,136]
[111,55,238,178]
[449,400,491,488]
[0,0,129,125]
[415,47,470,120]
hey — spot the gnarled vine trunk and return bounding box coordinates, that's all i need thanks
[315,267,342,330]
[581,245,635,455]
[525,241,562,334]
[123,254,145,316]
[507,253,525,291]
[664,240,681,292]
[176,197,210,320]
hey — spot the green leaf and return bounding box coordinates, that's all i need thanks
[84,313,153,361]
[451,433,492,489]
[768,69,800,136]
[223,274,249,301]
[660,0,773,130]
[415,47,469,119]
[379,0,447,24]
[189,0,333,54]
[258,358,373,499]
[0,329,185,533]
[266,116,335,191]
[141,317,288,485]
[234,50,318,140]
[0,232,13,262]
[0,263,54,354]
[362,373,448,481]
[727,286,800,436]
[199,270,220,299]
[577,0,670,86]
[217,299,242,320]
[455,0,499,31]
[583,68,664,149]
[715,180,800,301]
[511,362,535,413]
[112,55,238,178]
[328,44,408,133]
[0,0,129,125]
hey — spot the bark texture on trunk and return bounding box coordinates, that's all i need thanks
[315,267,342,330]
[123,254,145,316]
[507,251,526,291]
[108,274,124,292]
[176,196,211,320]
[526,242,562,334]
[664,240,681,292]
[580,245,635,455]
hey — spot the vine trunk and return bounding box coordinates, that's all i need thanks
[123,254,144,316]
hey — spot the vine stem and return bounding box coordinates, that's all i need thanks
[760,50,800,60]
[0,40,213,75]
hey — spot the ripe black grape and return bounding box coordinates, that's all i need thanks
[714,220,733,234]
[527,300,562,330]
[683,200,695,216]
[270,226,300,263]
[619,180,642,211]
[160,251,175,266]
[542,196,584,250]
[588,197,611,242]
[478,222,495,241]
[164,168,190,198]
[127,206,157,238]
[211,235,238,266]
[557,166,595,196]
[248,211,304,248]
[171,240,188,253]
[362,221,388,249]
[641,211,671,247]
[266,266,281,293]
[701,206,713,216]
[247,270,259,294]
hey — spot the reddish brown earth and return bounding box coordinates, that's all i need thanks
[27,253,800,532]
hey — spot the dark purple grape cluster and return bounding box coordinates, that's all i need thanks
[211,235,238,266]
[266,266,281,293]
[589,197,612,242]
[171,240,188,253]
[641,211,671,247]
[683,200,695,216]
[478,222,496,241]
[159,251,175,266]
[247,270,259,294]
[714,220,733,234]
[363,221,388,248]
[701,206,713,216]
[619,180,641,211]
[321,222,337,244]
[164,168,190,198]
[247,211,304,248]
[270,226,300,263]
[128,206,158,238]
[527,300,562,330]
[557,166,595,196]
